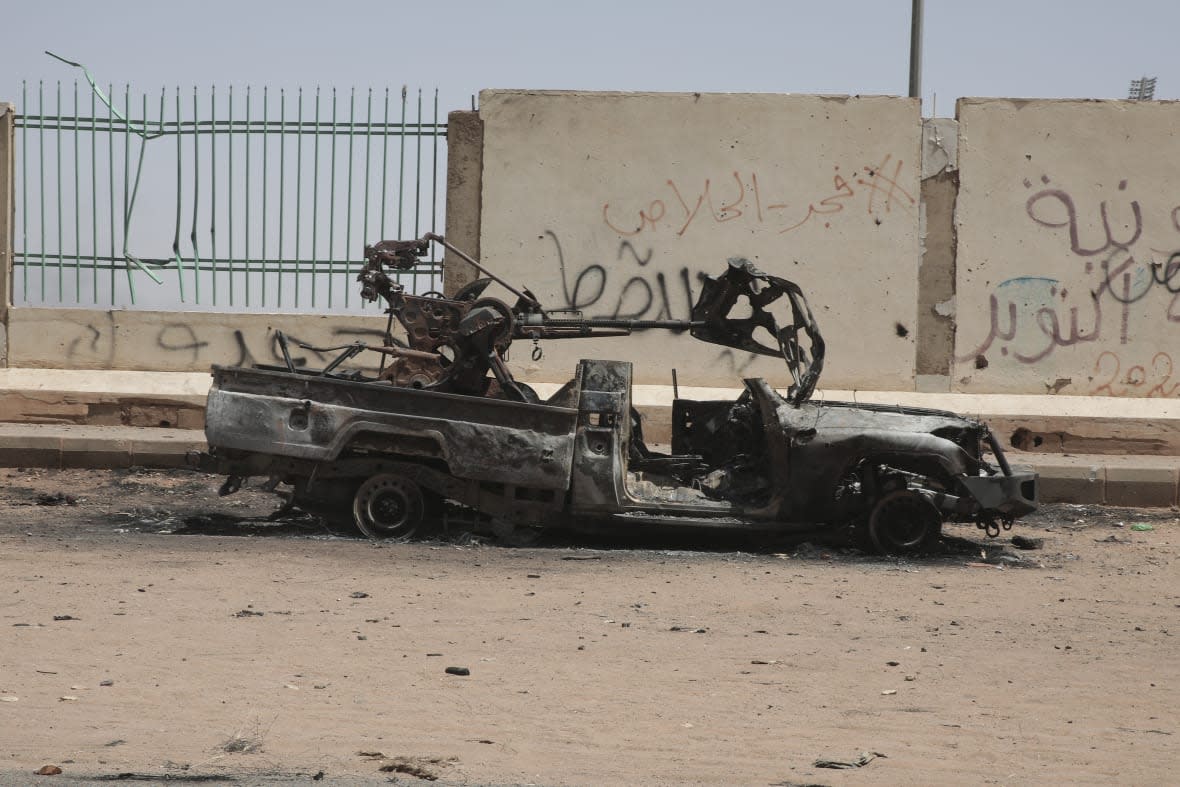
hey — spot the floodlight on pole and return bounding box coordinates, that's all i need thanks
[1128,76,1157,101]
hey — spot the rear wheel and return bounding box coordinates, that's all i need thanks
[867,488,942,555]
[352,473,429,541]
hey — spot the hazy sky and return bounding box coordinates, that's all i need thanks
[3,0,1178,117]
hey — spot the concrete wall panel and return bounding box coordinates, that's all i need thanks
[8,308,390,372]
[916,118,959,389]
[477,90,922,388]
[954,98,1180,396]
[443,110,484,295]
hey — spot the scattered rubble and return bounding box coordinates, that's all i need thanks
[814,751,886,769]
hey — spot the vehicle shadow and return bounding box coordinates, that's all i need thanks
[124,506,1029,566]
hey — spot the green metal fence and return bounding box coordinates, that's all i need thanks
[14,78,447,311]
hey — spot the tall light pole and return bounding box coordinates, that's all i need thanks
[909,0,923,101]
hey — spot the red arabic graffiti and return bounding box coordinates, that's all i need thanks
[601,155,916,239]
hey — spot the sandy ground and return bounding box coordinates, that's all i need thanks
[0,467,1178,786]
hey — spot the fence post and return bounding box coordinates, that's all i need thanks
[915,117,958,392]
[443,110,483,296]
[0,102,14,367]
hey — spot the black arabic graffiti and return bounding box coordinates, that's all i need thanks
[547,229,698,320]
[544,228,767,372]
[62,322,390,370]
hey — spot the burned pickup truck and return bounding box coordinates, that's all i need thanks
[198,234,1036,554]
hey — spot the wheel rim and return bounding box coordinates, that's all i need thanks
[352,474,425,540]
[868,489,941,554]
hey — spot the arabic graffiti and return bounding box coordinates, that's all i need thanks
[959,261,1132,366]
[59,319,389,370]
[1025,177,1142,256]
[542,229,765,372]
[600,155,916,239]
[547,229,700,320]
[960,174,1180,375]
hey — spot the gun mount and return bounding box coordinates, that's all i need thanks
[354,233,824,405]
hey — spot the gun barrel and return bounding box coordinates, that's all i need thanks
[521,315,700,330]
[514,316,702,339]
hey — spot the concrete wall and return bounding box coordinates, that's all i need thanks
[954,98,1180,396]
[476,90,923,388]
[8,91,1180,402]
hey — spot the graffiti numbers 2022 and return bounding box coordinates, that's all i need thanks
[1090,351,1180,397]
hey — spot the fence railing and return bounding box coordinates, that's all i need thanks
[14,78,447,312]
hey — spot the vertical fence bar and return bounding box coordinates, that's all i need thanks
[344,88,355,309]
[277,88,286,307]
[90,84,97,303]
[311,87,320,308]
[294,87,303,308]
[397,86,406,238]
[38,81,45,300]
[191,87,201,304]
[129,90,150,304]
[209,86,217,305]
[414,88,422,237]
[431,87,439,270]
[259,86,266,306]
[56,81,63,300]
[157,88,166,300]
[244,85,251,307]
[173,87,186,303]
[122,84,136,303]
[362,88,372,267]
[380,87,389,242]
[413,89,423,292]
[73,81,80,300]
[228,84,234,306]
[107,83,115,304]
[20,82,27,301]
[278,88,285,308]
[328,88,337,307]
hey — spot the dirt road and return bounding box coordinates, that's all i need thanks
[0,468,1177,785]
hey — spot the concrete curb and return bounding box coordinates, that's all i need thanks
[0,369,1178,507]
[0,422,1176,509]
[0,424,205,470]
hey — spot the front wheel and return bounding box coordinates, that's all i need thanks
[352,473,430,541]
[867,488,942,555]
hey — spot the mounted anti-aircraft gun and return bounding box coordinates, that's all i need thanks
[198,233,1035,553]
[353,233,825,405]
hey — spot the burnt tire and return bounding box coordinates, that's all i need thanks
[867,489,942,555]
[352,473,428,541]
